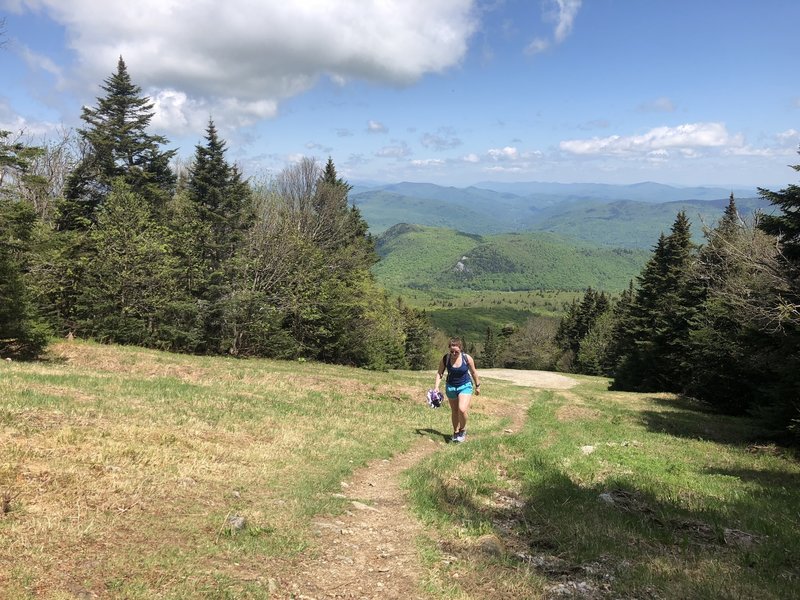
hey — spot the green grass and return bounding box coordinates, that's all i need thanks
[3,340,798,599]
[0,340,466,599]
[405,377,800,599]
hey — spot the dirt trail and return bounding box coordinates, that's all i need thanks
[282,370,577,599]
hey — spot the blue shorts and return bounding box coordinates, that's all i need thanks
[445,381,474,399]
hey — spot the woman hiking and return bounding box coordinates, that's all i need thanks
[434,337,481,443]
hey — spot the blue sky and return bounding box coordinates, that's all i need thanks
[2,0,799,188]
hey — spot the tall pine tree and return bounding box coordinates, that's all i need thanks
[613,212,698,391]
[1,132,50,357]
[58,57,176,230]
[181,119,252,352]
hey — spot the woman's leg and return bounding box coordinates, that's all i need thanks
[456,393,472,433]
[448,396,460,434]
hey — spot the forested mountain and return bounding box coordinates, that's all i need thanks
[374,224,649,292]
[352,181,771,247]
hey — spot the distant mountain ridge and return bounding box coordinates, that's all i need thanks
[471,180,756,202]
[351,181,771,247]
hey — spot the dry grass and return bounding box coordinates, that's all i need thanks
[0,339,459,599]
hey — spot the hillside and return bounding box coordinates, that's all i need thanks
[353,181,771,246]
[529,196,772,248]
[4,341,798,599]
[374,224,649,293]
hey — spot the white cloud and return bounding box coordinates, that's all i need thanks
[13,0,478,134]
[560,123,741,156]
[526,38,550,54]
[488,146,520,160]
[18,44,65,87]
[375,141,411,158]
[367,120,388,134]
[526,0,582,55]
[725,130,800,157]
[462,153,480,163]
[0,101,61,137]
[411,158,445,167]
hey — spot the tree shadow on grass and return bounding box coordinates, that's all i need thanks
[420,459,799,598]
[639,396,769,445]
[703,466,800,491]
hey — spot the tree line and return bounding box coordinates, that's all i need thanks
[549,189,799,440]
[1,58,432,369]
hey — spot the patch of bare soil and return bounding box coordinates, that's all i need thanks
[280,369,565,598]
[282,438,440,599]
[480,369,578,390]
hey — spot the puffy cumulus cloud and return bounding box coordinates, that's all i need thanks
[15,0,477,133]
[462,153,480,163]
[488,146,520,160]
[560,123,741,156]
[367,120,388,134]
[526,0,582,55]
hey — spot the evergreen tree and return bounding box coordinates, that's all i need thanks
[182,119,252,352]
[482,326,498,368]
[755,156,800,436]
[187,119,252,267]
[555,287,610,372]
[613,212,698,391]
[603,280,635,375]
[759,153,800,262]
[58,57,176,230]
[0,131,50,358]
[683,195,760,413]
[398,298,433,370]
[77,180,179,346]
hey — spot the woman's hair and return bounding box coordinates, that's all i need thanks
[448,337,463,349]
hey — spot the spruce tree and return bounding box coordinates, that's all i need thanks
[187,119,252,267]
[183,120,252,352]
[58,57,176,230]
[755,156,800,437]
[759,153,800,262]
[482,326,498,368]
[683,195,757,412]
[77,180,178,346]
[0,131,50,358]
[613,212,698,391]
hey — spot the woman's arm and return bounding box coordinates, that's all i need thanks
[434,356,446,390]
